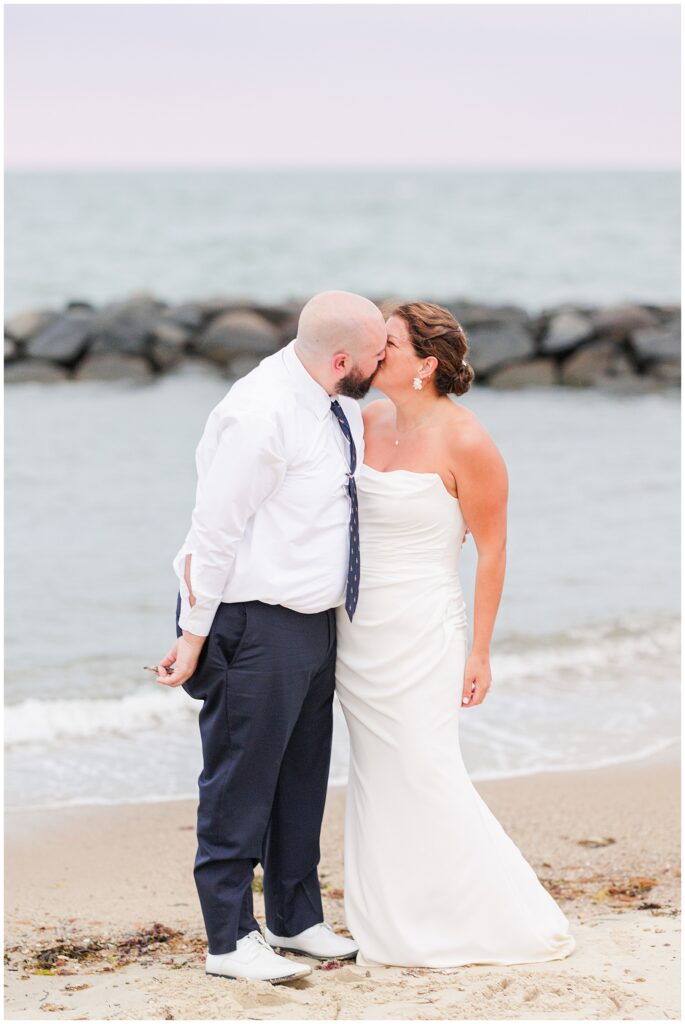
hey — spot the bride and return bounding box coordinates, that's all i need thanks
[335,301,576,968]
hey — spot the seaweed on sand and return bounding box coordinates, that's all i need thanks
[8,922,196,975]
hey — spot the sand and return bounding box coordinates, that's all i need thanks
[4,748,681,1020]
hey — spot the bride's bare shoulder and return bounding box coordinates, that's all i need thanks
[444,402,508,497]
[445,402,503,458]
[362,398,394,430]
[444,399,483,433]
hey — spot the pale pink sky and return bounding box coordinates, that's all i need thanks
[4,3,681,170]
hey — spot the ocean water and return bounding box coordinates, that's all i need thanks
[4,170,680,317]
[4,168,681,809]
[4,375,680,810]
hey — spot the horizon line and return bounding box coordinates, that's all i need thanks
[5,164,680,174]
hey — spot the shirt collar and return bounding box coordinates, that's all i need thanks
[282,339,335,421]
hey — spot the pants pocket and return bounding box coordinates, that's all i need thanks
[182,603,250,701]
[215,602,251,670]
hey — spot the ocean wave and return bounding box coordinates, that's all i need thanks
[492,615,680,680]
[4,616,679,748]
[4,688,199,747]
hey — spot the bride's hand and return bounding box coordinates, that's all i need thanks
[461,651,491,707]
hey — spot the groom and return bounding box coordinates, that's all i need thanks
[155,291,387,983]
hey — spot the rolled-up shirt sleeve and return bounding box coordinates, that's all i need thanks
[175,411,287,636]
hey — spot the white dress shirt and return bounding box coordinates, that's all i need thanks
[172,339,364,636]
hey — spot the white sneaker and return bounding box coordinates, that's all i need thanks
[265,921,359,961]
[205,929,312,983]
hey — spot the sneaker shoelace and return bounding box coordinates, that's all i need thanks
[242,930,271,962]
[305,922,345,945]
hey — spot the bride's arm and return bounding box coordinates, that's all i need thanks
[451,427,509,706]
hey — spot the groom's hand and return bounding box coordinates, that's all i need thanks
[156,633,206,687]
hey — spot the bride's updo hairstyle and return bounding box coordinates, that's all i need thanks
[390,301,475,397]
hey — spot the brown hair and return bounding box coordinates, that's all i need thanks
[389,301,475,397]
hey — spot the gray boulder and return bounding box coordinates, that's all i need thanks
[89,296,163,357]
[149,319,191,370]
[5,308,59,344]
[443,301,529,330]
[225,353,264,379]
[152,320,190,346]
[647,360,681,384]
[465,321,534,375]
[196,295,257,317]
[540,309,594,354]
[254,300,305,326]
[592,303,659,336]
[27,309,96,364]
[631,319,680,361]
[653,304,681,322]
[560,340,636,387]
[255,300,305,343]
[74,352,154,382]
[489,359,558,389]
[195,310,280,366]
[157,303,207,331]
[5,359,69,383]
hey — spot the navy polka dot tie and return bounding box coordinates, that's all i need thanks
[330,399,360,621]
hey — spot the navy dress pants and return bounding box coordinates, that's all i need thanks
[175,592,336,955]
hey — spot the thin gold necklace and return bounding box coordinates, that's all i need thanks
[394,407,439,446]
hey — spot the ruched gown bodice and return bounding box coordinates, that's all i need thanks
[335,463,576,968]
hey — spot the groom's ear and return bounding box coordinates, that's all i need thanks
[332,352,349,374]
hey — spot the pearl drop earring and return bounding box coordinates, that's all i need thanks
[412,376,423,391]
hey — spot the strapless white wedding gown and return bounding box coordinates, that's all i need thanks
[335,463,576,968]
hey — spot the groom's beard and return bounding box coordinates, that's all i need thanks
[335,363,381,400]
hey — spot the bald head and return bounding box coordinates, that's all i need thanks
[296,290,387,361]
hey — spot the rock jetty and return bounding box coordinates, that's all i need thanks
[4,293,680,390]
